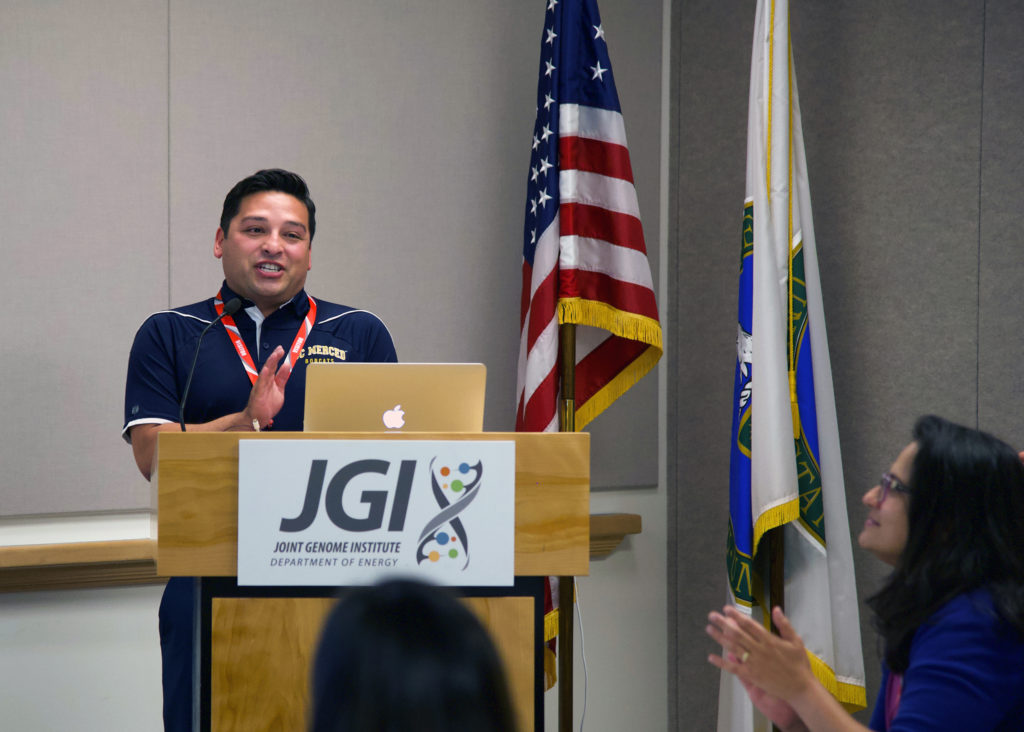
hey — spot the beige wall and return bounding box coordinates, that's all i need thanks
[0,1,669,730]
[0,0,166,515]
[0,0,662,517]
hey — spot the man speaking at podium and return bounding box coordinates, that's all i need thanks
[122,169,397,730]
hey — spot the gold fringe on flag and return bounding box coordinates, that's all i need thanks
[806,651,869,712]
[752,498,799,556]
[556,298,663,430]
[558,298,663,349]
[574,345,662,430]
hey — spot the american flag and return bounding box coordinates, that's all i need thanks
[515,0,662,434]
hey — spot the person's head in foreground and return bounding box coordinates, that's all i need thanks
[706,415,1024,731]
[310,579,516,732]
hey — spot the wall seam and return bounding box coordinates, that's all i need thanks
[665,0,681,728]
[166,0,172,308]
[975,0,987,428]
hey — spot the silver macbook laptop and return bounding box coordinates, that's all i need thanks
[303,362,486,432]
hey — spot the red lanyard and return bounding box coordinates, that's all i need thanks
[214,290,318,385]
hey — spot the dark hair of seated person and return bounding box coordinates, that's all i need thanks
[309,579,516,732]
[867,414,1024,672]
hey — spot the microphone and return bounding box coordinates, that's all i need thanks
[179,298,242,431]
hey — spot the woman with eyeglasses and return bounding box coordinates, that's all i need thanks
[706,415,1024,731]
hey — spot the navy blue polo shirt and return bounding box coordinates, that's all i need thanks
[123,282,397,437]
[123,282,396,731]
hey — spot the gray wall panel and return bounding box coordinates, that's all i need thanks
[0,0,167,515]
[978,0,1024,443]
[795,2,984,718]
[671,2,752,728]
[671,0,994,725]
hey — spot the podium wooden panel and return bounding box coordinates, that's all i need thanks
[155,431,589,732]
[206,592,535,732]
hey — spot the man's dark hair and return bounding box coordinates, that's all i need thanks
[868,415,1024,672]
[219,169,317,242]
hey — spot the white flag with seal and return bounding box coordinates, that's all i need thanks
[719,1,867,729]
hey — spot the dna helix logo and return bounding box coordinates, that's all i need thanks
[415,457,482,571]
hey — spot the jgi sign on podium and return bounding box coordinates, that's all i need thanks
[236,440,516,586]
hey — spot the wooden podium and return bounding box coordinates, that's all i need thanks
[154,431,590,732]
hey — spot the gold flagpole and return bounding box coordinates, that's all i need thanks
[557,323,576,732]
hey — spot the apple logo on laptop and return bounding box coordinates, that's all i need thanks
[382,405,405,429]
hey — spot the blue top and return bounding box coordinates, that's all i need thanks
[123,282,397,436]
[869,589,1024,731]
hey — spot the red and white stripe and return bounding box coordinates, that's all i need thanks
[517,212,561,432]
[516,103,658,432]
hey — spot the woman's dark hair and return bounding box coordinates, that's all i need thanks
[867,415,1024,672]
[220,168,317,242]
[309,579,516,732]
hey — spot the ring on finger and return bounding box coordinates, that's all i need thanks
[740,650,750,663]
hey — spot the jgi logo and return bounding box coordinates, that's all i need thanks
[280,459,416,533]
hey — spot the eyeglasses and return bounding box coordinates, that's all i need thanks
[878,472,910,504]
